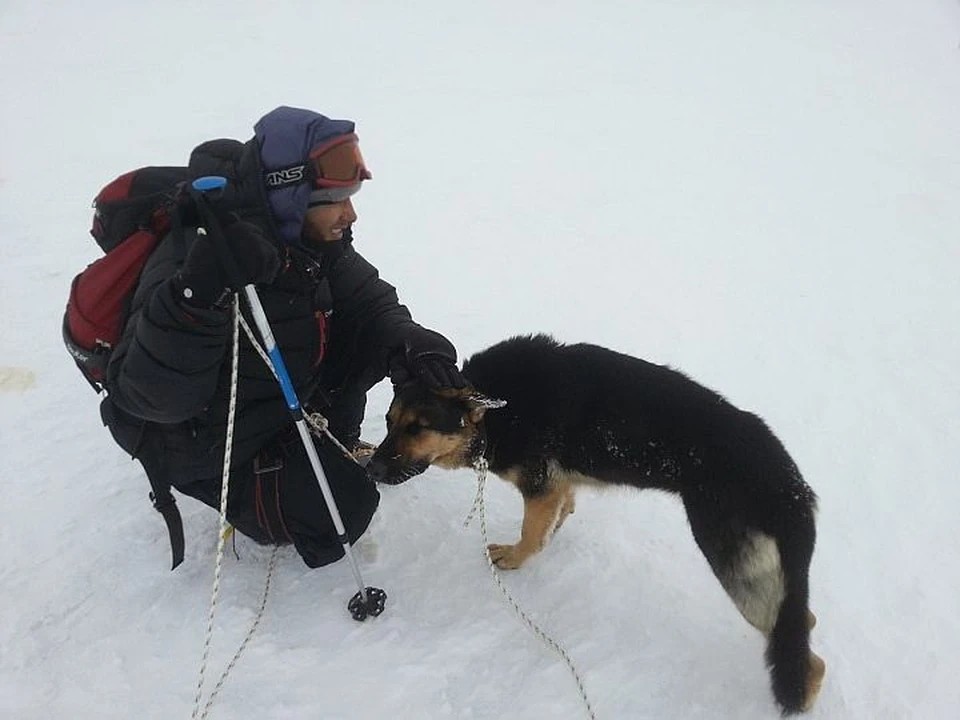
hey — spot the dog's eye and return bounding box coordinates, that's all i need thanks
[405,424,425,436]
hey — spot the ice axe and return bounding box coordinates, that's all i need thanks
[189,175,386,621]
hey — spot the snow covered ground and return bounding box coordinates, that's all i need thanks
[2,1,959,717]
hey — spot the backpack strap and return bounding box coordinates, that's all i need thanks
[100,398,186,570]
[147,470,185,571]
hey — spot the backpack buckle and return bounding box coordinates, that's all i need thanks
[254,451,284,476]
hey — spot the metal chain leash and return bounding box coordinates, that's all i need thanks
[464,458,597,720]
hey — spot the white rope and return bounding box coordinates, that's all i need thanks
[197,544,280,719]
[191,294,279,720]
[192,293,242,718]
[237,312,358,463]
[465,459,597,720]
[303,412,359,462]
[187,293,358,719]
[238,312,277,381]
[191,294,591,717]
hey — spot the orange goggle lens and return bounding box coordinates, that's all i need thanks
[309,134,372,188]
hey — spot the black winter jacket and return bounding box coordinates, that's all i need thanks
[101,141,431,490]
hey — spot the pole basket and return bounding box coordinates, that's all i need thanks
[348,587,387,621]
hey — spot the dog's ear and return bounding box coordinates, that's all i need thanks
[464,393,507,423]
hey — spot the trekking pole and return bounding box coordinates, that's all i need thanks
[189,175,386,621]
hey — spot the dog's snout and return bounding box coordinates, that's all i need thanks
[366,458,387,483]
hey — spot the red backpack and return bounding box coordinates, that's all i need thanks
[63,167,189,392]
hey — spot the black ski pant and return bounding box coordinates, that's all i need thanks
[179,427,380,568]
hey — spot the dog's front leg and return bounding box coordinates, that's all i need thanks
[554,485,576,533]
[488,486,566,569]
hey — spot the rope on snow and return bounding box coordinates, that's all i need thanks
[465,458,597,720]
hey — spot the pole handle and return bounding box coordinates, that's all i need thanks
[190,176,248,292]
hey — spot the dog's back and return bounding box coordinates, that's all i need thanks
[465,335,805,488]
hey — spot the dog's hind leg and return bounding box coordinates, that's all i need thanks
[553,485,577,533]
[683,494,823,713]
[721,531,788,635]
[682,495,783,631]
[488,484,567,570]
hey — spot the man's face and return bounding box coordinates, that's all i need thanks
[303,198,358,243]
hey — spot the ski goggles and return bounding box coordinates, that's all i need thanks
[306,133,372,206]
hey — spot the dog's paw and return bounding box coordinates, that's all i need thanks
[555,501,576,532]
[487,543,525,570]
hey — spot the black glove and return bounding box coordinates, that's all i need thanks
[390,328,468,390]
[175,221,282,307]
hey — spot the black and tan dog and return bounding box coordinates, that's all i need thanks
[368,334,824,714]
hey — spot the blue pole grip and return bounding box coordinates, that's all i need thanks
[192,176,228,192]
[268,347,302,412]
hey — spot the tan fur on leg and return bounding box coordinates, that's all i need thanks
[802,652,826,711]
[488,486,566,569]
[554,486,577,533]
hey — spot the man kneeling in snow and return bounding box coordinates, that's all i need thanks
[99,106,465,567]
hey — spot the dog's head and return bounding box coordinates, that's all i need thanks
[366,382,506,485]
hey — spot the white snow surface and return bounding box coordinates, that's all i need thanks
[2,1,960,718]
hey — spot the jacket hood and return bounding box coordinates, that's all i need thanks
[254,106,357,245]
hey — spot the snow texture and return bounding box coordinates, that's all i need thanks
[2,1,959,718]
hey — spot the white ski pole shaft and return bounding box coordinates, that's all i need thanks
[241,285,369,600]
[190,176,386,620]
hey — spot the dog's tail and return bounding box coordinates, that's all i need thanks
[684,489,823,713]
[765,528,824,715]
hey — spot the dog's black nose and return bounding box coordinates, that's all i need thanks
[366,459,386,484]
